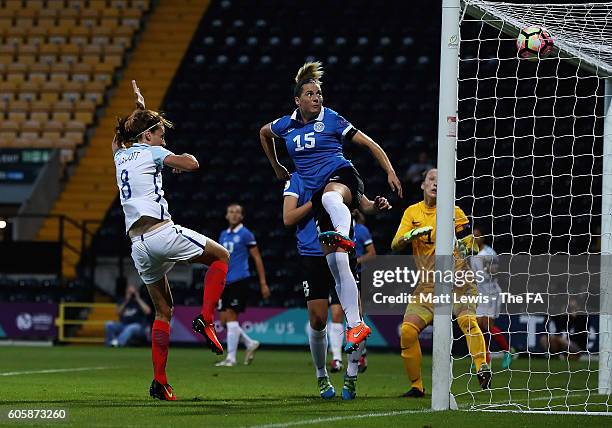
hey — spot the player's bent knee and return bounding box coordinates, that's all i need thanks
[219,247,230,263]
[309,313,327,331]
[310,319,327,331]
[400,322,420,351]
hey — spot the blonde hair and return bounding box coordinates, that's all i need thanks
[294,61,323,96]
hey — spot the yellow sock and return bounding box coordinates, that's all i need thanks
[457,315,487,370]
[400,322,423,392]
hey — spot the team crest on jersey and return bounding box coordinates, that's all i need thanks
[314,122,325,133]
[233,236,241,243]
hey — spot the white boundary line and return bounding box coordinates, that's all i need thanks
[247,393,610,428]
[0,367,112,376]
[475,410,611,416]
[247,409,434,428]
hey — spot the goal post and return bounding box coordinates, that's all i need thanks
[432,0,461,411]
[600,78,612,396]
[433,0,612,412]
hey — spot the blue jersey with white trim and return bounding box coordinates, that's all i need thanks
[354,223,373,258]
[271,107,354,191]
[283,173,323,257]
[114,143,173,233]
[219,224,257,284]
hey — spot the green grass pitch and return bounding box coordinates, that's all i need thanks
[0,346,609,427]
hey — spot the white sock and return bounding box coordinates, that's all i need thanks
[308,325,328,378]
[346,341,365,377]
[326,252,361,327]
[226,321,240,362]
[321,191,351,236]
[329,322,344,362]
[238,324,255,348]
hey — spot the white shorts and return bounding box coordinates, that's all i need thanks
[476,280,502,318]
[130,221,207,285]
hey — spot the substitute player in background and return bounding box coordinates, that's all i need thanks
[283,172,390,400]
[260,61,402,353]
[215,203,270,367]
[113,81,229,401]
[471,227,514,369]
[391,168,491,397]
[352,209,376,373]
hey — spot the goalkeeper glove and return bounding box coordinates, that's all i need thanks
[402,226,433,242]
[456,234,479,258]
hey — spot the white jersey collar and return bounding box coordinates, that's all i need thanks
[290,107,325,122]
[226,223,244,233]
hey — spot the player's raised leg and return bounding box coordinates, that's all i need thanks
[146,275,176,401]
[190,239,229,355]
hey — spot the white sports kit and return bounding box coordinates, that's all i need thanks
[114,143,208,284]
[470,244,502,318]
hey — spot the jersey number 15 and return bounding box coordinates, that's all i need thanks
[293,132,316,152]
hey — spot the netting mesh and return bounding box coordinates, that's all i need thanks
[451,0,612,413]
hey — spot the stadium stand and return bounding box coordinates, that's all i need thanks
[0,0,148,156]
[91,0,440,306]
[26,0,210,278]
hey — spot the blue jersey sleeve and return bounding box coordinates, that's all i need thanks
[150,146,174,168]
[270,116,291,138]
[283,173,302,199]
[333,113,355,141]
[359,225,373,246]
[243,228,257,247]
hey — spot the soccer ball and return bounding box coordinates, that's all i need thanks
[516,26,554,60]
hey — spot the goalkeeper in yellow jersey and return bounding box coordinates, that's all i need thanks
[391,168,491,397]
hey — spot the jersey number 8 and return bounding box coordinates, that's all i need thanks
[293,132,316,152]
[120,169,132,200]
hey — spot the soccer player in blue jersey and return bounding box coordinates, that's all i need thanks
[215,203,270,367]
[260,62,402,352]
[113,82,229,401]
[283,172,390,399]
[352,209,377,372]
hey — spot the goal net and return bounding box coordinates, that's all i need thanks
[448,0,612,413]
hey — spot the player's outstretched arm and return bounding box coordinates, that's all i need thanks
[391,209,431,251]
[260,123,290,181]
[132,80,145,110]
[282,195,313,227]
[351,131,403,198]
[164,153,199,172]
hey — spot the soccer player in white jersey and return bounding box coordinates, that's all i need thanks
[113,81,230,401]
[471,227,514,369]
